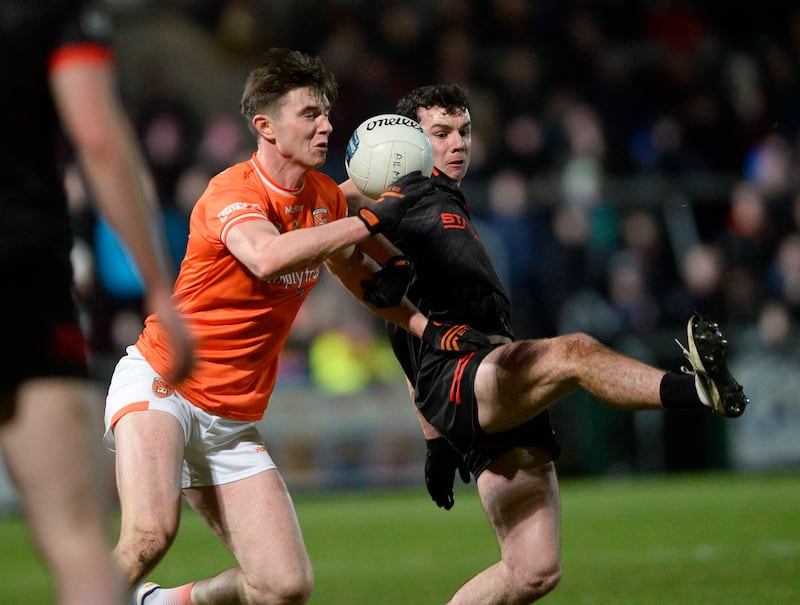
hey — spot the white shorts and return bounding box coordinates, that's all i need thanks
[104,346,276,488]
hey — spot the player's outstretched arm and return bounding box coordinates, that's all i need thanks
[353,172,432,235]
[343,184,419,308]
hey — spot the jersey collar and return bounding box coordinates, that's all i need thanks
[430,167,470,216]
[250,153,305,196]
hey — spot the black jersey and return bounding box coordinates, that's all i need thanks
[0,0,112,391]
[386,168,514,384]
[0,0,112,255]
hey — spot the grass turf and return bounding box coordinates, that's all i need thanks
[0,472,797,604]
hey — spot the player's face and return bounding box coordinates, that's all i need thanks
[416,106,471,183]
[270,86,332,170]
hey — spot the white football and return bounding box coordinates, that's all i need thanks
[345,114,434,199]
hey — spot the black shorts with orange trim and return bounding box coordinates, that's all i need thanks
[414,346,561,478]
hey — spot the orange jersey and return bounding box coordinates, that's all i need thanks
[136,153,348,420]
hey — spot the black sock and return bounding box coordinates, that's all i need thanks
[659,372,707,410]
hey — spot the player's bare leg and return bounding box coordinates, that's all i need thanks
[0,378,124,605]
[113,410,185,585]
[475,333,668,434]
[181,468,313,605]
[448,446,561,605]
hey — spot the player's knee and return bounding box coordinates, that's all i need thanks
[515,563,561,602]
[116,514,179,580]
[501,333,601,372]
[114,530,175,584]
[563,331,601,352]
[249,566,314,605]
[557,332,603,365]
[133,512,179,552]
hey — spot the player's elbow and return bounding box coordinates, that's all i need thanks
[245,246,294,281]
[249,262,277,282]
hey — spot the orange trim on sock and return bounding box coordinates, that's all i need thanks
[177,582,195,605]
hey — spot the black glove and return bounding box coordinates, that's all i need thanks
[361,255,413,308]
[425,437,470,510]
[356,171,432,235]
[422,320,492,353]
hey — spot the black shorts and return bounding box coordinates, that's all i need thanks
[414,346,561,477]
[0,247,88,409]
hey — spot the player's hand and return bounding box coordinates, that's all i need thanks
[361,255,413,308]
[425,437,470,510]
[356,171,432,235]
[422,320,491,353]
[146,287,195,383]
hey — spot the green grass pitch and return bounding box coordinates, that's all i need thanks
[1,472,797,604]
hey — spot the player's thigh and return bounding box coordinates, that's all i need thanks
[477,446,561,570]
[0,378,92,489]
[0,378,105,541]
[113,410,185,533]
[475,338,580,432]
[185,469,312,588]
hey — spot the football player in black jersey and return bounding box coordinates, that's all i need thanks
[341,83,748,604]
[0,1,193,603]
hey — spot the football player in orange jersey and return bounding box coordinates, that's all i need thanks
[107,49,484,605]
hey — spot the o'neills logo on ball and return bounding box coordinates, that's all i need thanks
[365,115,424,133]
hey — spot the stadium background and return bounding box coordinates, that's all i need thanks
[3,0,800,504]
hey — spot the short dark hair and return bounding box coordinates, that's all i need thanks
[240,47,338,134]
[395,84,470,122]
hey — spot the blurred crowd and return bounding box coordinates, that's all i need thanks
[68,0,800,393]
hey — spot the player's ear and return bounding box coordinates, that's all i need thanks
[253,114,275,140]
